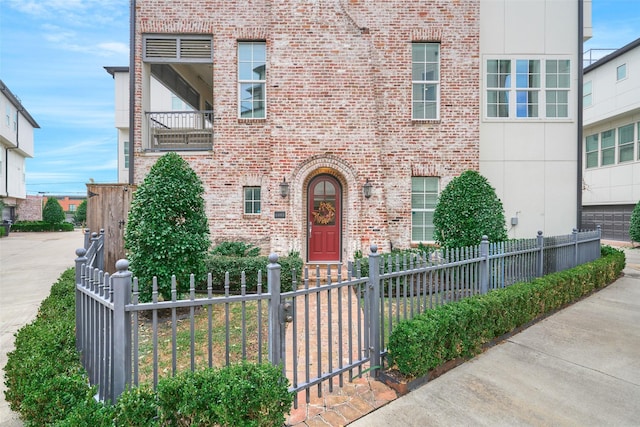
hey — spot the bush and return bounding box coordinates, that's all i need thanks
[206,251,303,293]
[125,152,210,302]
[212,241,261,257]
[387,246,625,378]
[629,200,640,243]
[5,269,294,426]
[11,220,74,232]
[433,170,507,248]
[74,199,87,225]
[43,197,66,224]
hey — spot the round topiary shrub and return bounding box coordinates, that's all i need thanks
[433,170,507,248]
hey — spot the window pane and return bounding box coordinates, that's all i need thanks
[602,148,615,166]
[411,177,438,241]
[586,152,598,168]
[585,134,599,152]
[617,64,626,80]
[619,144,634,162]
[619,124,634,144]
[601,130,615,148]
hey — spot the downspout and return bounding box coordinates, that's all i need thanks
[577,0,584,230]
[128,0,136,185]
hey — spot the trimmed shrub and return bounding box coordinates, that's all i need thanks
[10,221,74,232]
[630,199,640,243]
[205,251,303,293]
[433,170,507,248]
[43,197,65,224]
[387,246,625,378]
[125,152,210,302]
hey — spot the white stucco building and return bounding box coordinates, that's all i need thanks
[582,37,640,241]
[0,80,39,222]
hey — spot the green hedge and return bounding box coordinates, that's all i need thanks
[10,221,74,232]
[4,269,293,426]
[205,252,303,293]
[387,246,626,378]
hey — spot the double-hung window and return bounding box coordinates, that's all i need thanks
[583,80,592,108]
[411,177,439,242]
[618,124,634,163]
[412,43,440,120]
[486,58,570,119]
[585,134,599,168]
[545,60,570,118]
[600,129,615,166]
[244,187,261,215]
[238,42,266,119]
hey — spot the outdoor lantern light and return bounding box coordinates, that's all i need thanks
[279,177,290,198]
[363,178,373,199]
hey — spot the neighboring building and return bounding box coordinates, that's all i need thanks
[582,37,640,241]
[123,0,589,262]
[16,194,44,221]
[0,80,38,222]
[105,67,195,183]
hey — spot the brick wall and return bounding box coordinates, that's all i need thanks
[16,195,43,221]
[133,0,480,261]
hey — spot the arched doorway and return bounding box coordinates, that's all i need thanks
[308,174,342,262]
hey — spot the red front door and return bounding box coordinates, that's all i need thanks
[308,175,341,262]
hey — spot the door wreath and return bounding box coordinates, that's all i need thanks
[312,201,336,225]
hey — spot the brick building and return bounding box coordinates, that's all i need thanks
[126,0,589,263]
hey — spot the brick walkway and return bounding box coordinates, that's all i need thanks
[283,266,398,426]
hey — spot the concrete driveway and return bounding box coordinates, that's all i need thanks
[0,231,84,426]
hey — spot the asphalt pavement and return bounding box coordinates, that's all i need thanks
[0,231,84,426]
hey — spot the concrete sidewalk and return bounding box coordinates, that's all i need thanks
[350,248,640,426]
[0,231,84,426]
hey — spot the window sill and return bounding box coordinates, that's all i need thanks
[238,118,267,124]
[412,119,441,125]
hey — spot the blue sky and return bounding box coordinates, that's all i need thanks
[1,0,639,196]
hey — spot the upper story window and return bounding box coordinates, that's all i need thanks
[601,129,615,166]
[617,63,627,81]
[585,134,598,168]
[485,58,571,120]
[412,43,440,120]
[411,177,439,242]
[545,60,570,118]
[238,42,266,119]
[244,186,261,214]
[618,124,634,163]
[583,81,592,108]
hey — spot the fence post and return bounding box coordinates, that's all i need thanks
[83,228,90,249]
[573,228,579,268]
[97,229,105,272]
[75,248,88,353]
[368,244,381,377]
[267,253,282,367]
[111,259,132,403]
[479,236,489,294]
[536,231,544,277]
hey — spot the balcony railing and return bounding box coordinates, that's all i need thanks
[146,111,213,151]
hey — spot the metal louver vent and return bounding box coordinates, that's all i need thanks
[144,36,212,61]
[180,39,212,59]
[145,38,177,59]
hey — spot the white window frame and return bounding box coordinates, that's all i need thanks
[411,177,439,243]
[238,42,266,119]
[243,186,261,215]
[412,43,440,120]
[585,134,599,169]
[484,57,572,120]
[617,63,627,81]
[618,124,635,163]
[583,80,592,108]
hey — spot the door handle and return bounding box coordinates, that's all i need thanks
[308,221,312,238]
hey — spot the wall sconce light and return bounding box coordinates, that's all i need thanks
[279,177,290,198]
[363,178,373,199]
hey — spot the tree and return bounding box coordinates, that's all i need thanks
[42,198,65,224]
[630,200,640,243]
[433,170,507,248]
[125,152,210,302]
[74,200,87,225]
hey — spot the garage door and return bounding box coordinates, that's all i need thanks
[581,205,634,242]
